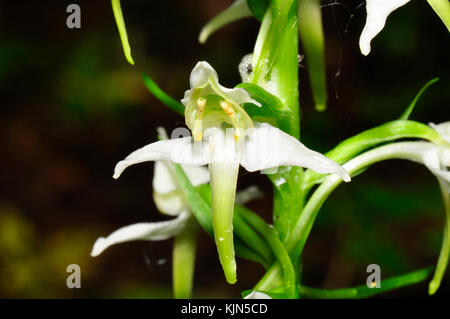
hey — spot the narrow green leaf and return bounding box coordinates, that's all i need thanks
[237,82,293,131]
[299,266,433,298]
[199,0,252,44]
[400,78,439,120]
[303,120,443,189]
[172,165,213,235]
[237,83,285,111]
[142,73,185,116]
[247,0,270,21]
[298,0,327,111]
[238,206,298,298]
[427,0,450,32]
[196,184,273,266]
[111,0,135,65]
[325,120,442,164]
[235,240,270,269]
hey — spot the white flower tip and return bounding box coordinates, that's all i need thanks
[113,161,126,179]
[91,237,107,257]
[359,0,411,56]
[359,41,371,56]
[244,290,272,299]
[340,169,351,183]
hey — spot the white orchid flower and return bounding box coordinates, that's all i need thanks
[113,61,350,284]
[343,122,449,294]
[420,122,450,192]
[359,0,411,56]
[383,122,449,295]
[91,159,210,257]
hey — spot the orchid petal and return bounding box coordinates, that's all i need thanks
[153,161,210,216]
[235,186,264,205]
[422,147,450,192]
[91,211,191,257]
[153,190,187,216]
[153,161,209,194]
[113,137,209,179]
[430,122,450,144]
[359,0,411,56]
[241,123,351,182]
[182,61,260,107]
[199,0,252,44]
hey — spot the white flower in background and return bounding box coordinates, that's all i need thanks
[112,61,350,284]
[420,122,450,191]
[359,0,411,55]
[388,122,449,295]
[90,150,210,257]
[344,122,449,294]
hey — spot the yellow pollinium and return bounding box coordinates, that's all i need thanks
[192,97,242,142]
[193,97,206,142]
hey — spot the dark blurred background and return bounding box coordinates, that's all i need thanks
[0,0,449,298]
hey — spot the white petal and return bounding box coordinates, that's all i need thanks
[204,127,244,164]
[423,147,450,193]
[183,164,210,187]
[189,61,219,90]
[153,161,178,194]
[153,190,187,216]
[235,186,264,205]
[152,162,209,216]
[430,122,450,143]
[113,137,209,179]
[153,161,210,194]
[182,61,260,107]
[199,0,252,44]
[359,0,411,55]
[240,123,351,182]
[91,211,191,257]
[244,290,272,299]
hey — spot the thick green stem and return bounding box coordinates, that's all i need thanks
[210,162,240,284]
[173,216,198,299]
[251,0,303,245]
